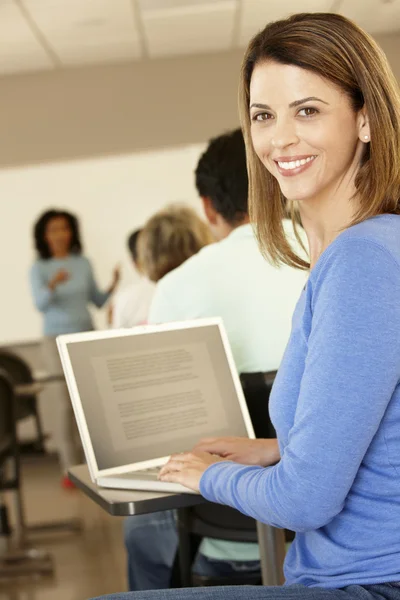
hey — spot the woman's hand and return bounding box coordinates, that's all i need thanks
[193,437,280,467]
[113,265,121,286]
[48,269,69,291]
[109,265,121,294]
[158,451,227,492]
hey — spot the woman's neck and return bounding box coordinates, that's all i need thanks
[51,250,70,259]
[299,188,360,269]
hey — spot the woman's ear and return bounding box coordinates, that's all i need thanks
[358,107,371,144]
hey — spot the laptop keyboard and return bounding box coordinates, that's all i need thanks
[117,467,162,481]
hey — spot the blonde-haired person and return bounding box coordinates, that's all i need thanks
[94,12,400,600]
[111,229,155,328]
[138,204,213,283]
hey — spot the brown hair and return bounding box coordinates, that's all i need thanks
[138,204,213,282]
[239,12,400,269]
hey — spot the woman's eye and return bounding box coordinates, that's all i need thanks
[298,107,318,117]
[252,113,273,122]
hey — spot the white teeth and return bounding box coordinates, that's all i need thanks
[277,156,316,170]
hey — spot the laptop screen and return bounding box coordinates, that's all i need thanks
[64,323,252,471]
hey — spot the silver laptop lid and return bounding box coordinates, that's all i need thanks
[57,318,255,481]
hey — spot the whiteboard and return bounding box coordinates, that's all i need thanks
[0,143,205,345]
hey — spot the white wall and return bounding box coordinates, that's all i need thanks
[2,31,400,345]
[0,143,205,344]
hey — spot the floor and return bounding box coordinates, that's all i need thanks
[0,456,127,600]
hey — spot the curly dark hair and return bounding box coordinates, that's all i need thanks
[34,209,82,259]
[195,128,248,225]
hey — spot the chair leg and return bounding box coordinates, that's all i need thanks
[176,508,195,587]
[256,522,285,586]
[13,486,28,548]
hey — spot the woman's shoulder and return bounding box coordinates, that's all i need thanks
[69,254,90,268]
[312,215,400,288]
[30,258,47,272]
[341,214,400,249]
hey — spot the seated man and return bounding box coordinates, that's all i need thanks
[123,129,307,591]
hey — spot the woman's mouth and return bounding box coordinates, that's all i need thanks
[274,155,317,177]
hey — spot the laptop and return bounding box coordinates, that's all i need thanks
[57,318,255,494]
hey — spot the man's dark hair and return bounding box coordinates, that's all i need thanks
[34,209,82,259]
[195,128,248,225]
[127,229,142,263]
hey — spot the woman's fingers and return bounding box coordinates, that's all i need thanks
[159,453,194,477]
[159,468,186,483]
[159,459,183,476]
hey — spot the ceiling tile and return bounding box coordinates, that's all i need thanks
[239,0,335,46]
[139,0,223,10]
[0,0,53,75]
[142,1,237,57]
[338,0,400,35]
[23,0,142,65]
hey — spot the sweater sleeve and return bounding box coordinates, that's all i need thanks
[29,263,53,312]
[87,259,110,308]
[200,239,400,532]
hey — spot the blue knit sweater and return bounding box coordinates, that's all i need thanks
[30,255,109,335]
[200,214,400,589]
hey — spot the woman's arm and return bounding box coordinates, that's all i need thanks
[29,263,55,311]
[194,437,280,467]
[196,241,400,531]
[88,260,119,308]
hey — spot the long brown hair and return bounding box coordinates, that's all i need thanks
[239,12,400,269]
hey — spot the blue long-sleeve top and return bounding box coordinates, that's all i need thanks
[200,214,400,589]
[30,255,110,336]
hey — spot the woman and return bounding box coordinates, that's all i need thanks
[95,12,400,600]
[111,229,155,328]
[137,204,213,283]
[30,209,120,486]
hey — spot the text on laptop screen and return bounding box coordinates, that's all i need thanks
[66,324,250,470]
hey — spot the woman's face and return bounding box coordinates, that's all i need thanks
[249,61,369,204]
[45,217,72,256]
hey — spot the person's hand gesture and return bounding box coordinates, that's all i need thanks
[49,269,70,290]
[108,264,121,294]
[112,264,121,286]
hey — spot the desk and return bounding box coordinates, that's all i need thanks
[68,465,285,586]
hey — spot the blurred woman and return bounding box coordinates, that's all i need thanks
[30,209,120,486]
[138,204,213,283]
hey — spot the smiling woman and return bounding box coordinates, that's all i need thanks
[239,13,400,270]
[93,12,400,600]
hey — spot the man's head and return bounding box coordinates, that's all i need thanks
[195,128,249,240]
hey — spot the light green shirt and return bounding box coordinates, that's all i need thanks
[149,221,307,561]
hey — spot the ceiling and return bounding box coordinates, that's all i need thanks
[0,0,399,77]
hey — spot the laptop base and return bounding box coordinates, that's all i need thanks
[96,473,199,495]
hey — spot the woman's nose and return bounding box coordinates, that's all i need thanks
[271,119,299,150]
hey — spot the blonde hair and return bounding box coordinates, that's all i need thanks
[239,12,400,269]
[138,204,213,282]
